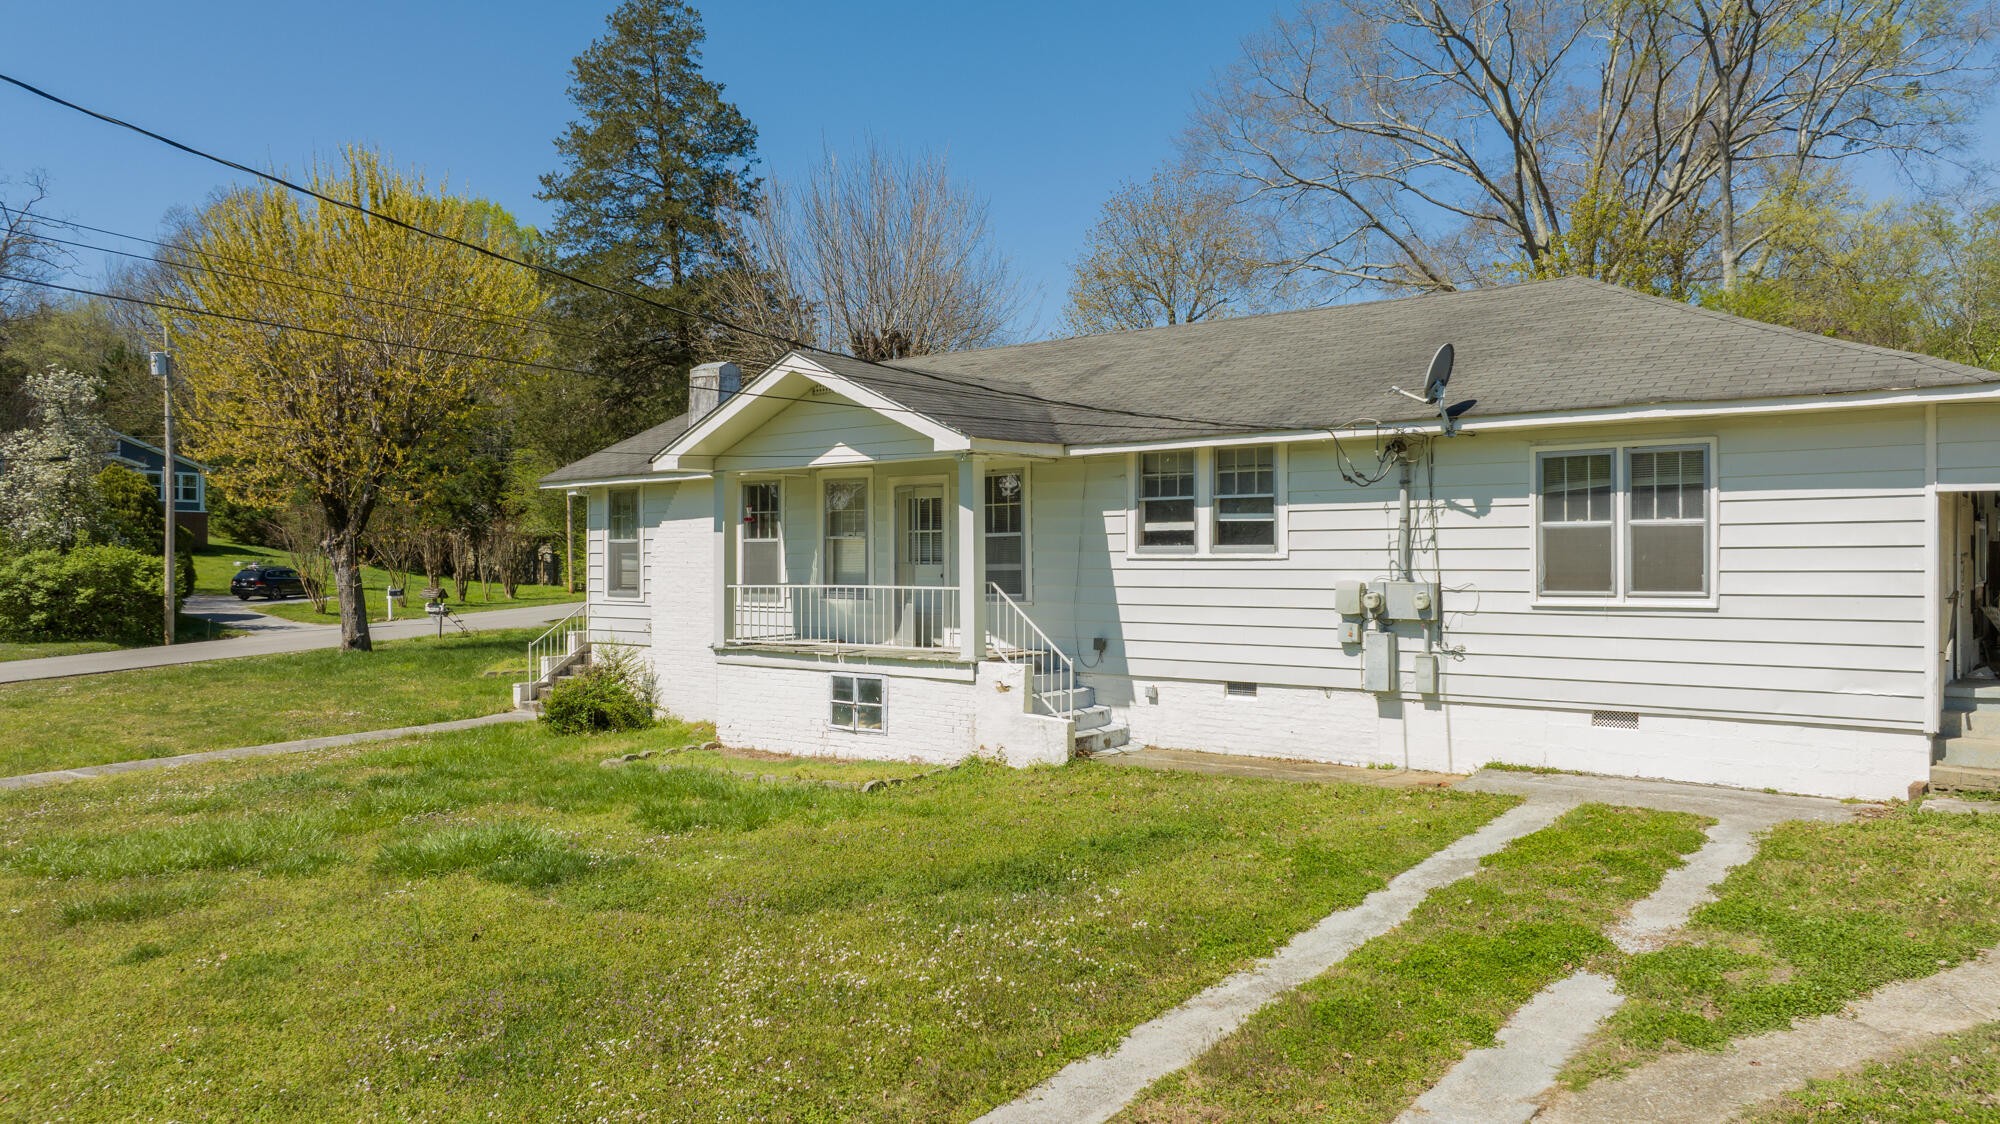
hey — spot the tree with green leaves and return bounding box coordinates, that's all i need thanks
[534,0,759,461]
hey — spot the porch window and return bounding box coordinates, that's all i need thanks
[824,479,869,586]
[985,469,1027,597]
[740,481,782,588]
[1534,443,1711,601]
[1138,451,1196,551]
[1213,447,1276,551]
[607,487,640,596]
[830,674,884,731]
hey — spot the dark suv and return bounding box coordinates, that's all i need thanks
[231,565,306,601]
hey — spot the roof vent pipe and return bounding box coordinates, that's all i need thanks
[688,361,742,419]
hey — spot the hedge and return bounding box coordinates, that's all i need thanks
[0,546,185,646]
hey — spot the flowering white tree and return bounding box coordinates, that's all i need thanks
[0,365,112,550]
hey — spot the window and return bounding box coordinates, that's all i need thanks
[1138,451,1196,551]
[824,479,869,586]
[1535,443,1711,602]
[607,488,640,596]
[830,674,883,731]
[985,469,1027,596]
[1213,448,1276,551]
[174,472,200,506]
[740,481,782,588]
[1627,448,1708,595]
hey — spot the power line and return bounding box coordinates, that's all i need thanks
[0,71,1310,435]
[0,272,1250,437]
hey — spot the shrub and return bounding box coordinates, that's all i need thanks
[540,644,656,735]
[0,545,184,645]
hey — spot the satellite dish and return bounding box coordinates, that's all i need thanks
[1424,343,1454,404]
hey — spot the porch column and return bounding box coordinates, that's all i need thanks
[957,454,988,662]
[711,468,731,647]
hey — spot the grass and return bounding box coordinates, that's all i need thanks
[0,628,534,777]
[196,536,581,624]
[1563,805,2000,1088]
[0,722,1513,1120]
[1744,1020,2000,1122]
[1121,803,1710,1123]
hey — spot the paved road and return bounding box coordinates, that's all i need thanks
[0,601,578,685]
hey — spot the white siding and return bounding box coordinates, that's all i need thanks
[1021,407,1937,732]
[718,393,935,466]
[1938,401,2000,487]
[583,486,656,649]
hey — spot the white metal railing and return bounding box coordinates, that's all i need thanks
[987,583,1081,717]
[528,603,590,687]
[728,584,961,651]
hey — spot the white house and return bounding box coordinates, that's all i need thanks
[541,278,2000,800]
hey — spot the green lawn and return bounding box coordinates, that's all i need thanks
[1563,805,2000,1088]
[0,730,1513,1120]
[1745,1019,2000,1122]
[197,536,582,625]
[1122,803,1711,1123]
[0,629,534,777]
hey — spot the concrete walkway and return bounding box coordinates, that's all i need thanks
[976,796,1579,1124]
[1395,772,1857,1124]
[1535,945,2000,1123]
[0,711,533,791]
[0,602,574,684]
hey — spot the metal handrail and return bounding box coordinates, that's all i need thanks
[527,603,589,688]
[987,583,1080,717]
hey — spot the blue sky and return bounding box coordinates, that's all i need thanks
[5,2,1993,343]
[2,0,1272,340]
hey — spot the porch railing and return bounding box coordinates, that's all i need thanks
[986,583,1081,717]
[522,603,590,703]
[727,584,961,651]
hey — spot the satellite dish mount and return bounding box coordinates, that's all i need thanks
[1390,343,1463,436]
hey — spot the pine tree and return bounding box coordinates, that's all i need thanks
[533,0,759,461]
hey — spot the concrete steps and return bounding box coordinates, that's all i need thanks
[1934,680,2000,792]
[1930,763,2000,794]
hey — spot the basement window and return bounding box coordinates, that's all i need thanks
[830,674,884,732]
[1225,681,1259,699]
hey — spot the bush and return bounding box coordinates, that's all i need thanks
[0,545,183,645]
[540,645,656,735]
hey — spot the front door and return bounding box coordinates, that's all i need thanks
[894,484,948,645]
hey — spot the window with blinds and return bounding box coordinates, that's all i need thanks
[1628,447,1709,595]
[985,470,1027,596]
[1213,447,1277,551]
[607,488,640,596]
[1534,443,1711,601]
[1139,451,1196,551]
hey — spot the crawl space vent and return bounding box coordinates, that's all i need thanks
[1591,710,1641,730]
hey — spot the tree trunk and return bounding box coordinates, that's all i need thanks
[329,530,372,651]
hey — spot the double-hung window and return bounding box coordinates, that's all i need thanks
[824,479,869,586]
[985,469,1027,596]
[607,487,640,596]
[173,472,201,506]
[1213,447,1277,551]
[740,481,782,592]
[1535,443,1711,602]
[1138,451,1197,551]
[830,674,884,731]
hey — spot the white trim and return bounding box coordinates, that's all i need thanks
[655,353,969,470]
[1924,403,1942,734]
[828,671,888,734]
[982,464,1032,601]
[1125,444,1291,562]
[818,468,876,585]
[1075,429,1325,456]
[736,477,786,587]
[540,472,707,491]
[1528,436,1720,610]
[604,485,643,599]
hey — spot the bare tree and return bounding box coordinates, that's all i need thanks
[0,171,62,340]
[720,142,1021,363]
[1196,0,1995,296]
[1063,166,1287,334]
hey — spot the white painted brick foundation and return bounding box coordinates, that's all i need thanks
[1107,675,1929,801]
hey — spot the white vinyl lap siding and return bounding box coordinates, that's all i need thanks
[719,394,936,466]
[1938,401,2000,487]
[584,484,667,648]
[1025,407,1933,730]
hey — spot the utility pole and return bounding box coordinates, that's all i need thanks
[151,342,176,646]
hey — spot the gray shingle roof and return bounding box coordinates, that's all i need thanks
[551,277,1998,479]
[541,412,691,486]
[834,277,1998,445]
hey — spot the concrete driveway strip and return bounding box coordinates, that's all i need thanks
[975,797,1578,1124]
[0,603,573,684]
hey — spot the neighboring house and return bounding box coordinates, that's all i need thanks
[107,431,210,548]
[543,278,2000,800]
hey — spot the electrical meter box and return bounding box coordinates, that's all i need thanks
[1412,653,1440,695]
[1335,580,1367,617]
[1362,629,1398,693]
[1382,580,1439,621]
